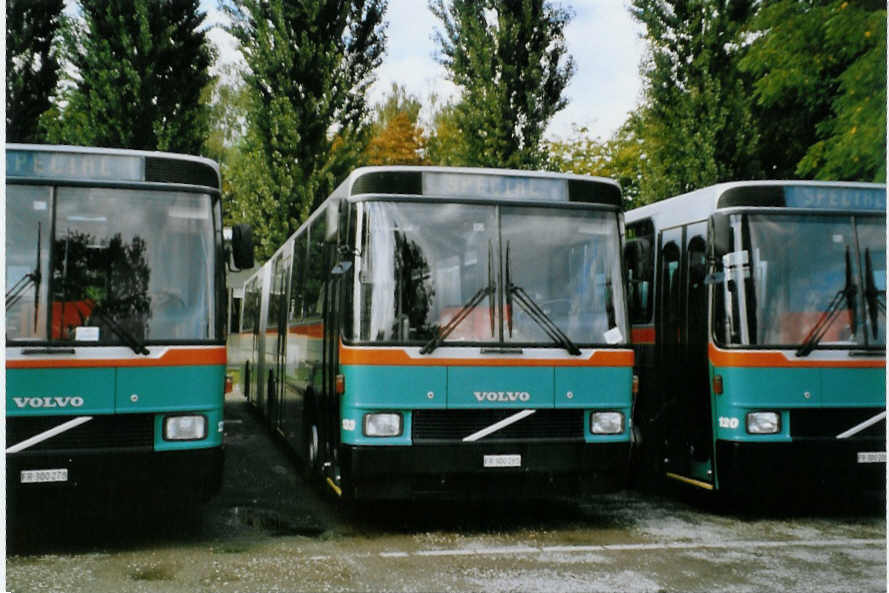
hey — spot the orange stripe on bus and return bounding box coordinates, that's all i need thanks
[6,346,227,369]
[288,323,324,338]
[339,344,634,367]
[631,327,655,344]
[708,343,885,369]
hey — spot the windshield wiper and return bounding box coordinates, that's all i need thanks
[797,246,858,356]
[87,305,150,355]
[421,242,496,355]
[505,241,581,355]
[864,248,885,341]
[6,223,43,332]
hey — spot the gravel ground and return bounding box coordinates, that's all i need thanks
[6,393,886,593]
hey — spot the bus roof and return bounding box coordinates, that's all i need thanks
[6,143,220,189]
[330,166,622,208]
[625,180,886,230]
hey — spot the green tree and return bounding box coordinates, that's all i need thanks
[424,94,464,166]
[630,0,761,201]
[226,0,387,259]
[546,119,645,206]
[430,0,575,169]
[43,0,214,153]
[741,0,886,181]
[6,0,64,143]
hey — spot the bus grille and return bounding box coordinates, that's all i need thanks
[6,414,155,453]
[789,408,886,440]
[412,409,585,444]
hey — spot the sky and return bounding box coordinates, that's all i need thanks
[204,0,646,141]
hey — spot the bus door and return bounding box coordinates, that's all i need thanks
[657,223,713,485]
[656,227,685,476]
[683,224,713,482]
[270,251,291,434]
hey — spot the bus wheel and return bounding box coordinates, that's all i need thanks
[302,418,320,483]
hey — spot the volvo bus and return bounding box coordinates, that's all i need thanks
[6,144,253,506]
[239,166,633,500]
[624,181,885,497]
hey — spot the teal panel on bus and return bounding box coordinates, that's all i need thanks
[821,367,886,406]
[447,366,554,408]
[340,365,447,409]
[6,367,115,416]
[116,365,225,412]
[153,406,224,451]
[554,367,632,408]
[715,366,821,407]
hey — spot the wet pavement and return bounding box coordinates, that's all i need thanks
[6,392,886,593]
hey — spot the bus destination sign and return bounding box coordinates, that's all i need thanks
[423,172,568,202]
[7,150,142,183]
[784,186,886,211]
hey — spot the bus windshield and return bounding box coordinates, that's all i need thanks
[6,185,217,344]
[354,201,627,347]
[715,212,886,350]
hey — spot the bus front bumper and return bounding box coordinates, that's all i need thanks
[7,447,224,507]
[342,441,630,500]
[715,439,886,495]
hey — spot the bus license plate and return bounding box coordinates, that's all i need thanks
[21,469,68,484]
[483,454,521,468]
[857,452,887,464]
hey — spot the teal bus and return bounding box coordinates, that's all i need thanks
[238,166,634,500]
[6,144,252,504]
[624,181,886,497]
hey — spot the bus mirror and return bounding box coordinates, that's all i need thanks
[231,223,255,270]
[708,213,732,260]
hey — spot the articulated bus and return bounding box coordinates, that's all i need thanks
[624,181,886,497]
[239,166,634,500]
[6,144,252,506]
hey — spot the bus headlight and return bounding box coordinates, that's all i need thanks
[164,415,208,440]
[363,413,403,437]
[746,411,780,434]
[591,411,624,435]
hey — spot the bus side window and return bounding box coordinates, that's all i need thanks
[290,234,307,322]
[687,236,707,337]
[662,244,681,343]
[305,216,328,319]
[624,237,652,324]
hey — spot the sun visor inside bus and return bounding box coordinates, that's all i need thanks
[717,186,786,208]
[351,171,423,196]
[145,157,219,189]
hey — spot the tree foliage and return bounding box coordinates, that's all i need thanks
[546,119,645,207]
[6,0,65,143]
[629,0,761,201]
[741,0,886,182]
[363,84,425,166]
[43,0,214,153]
[226,0,387,260]
[430,0,574,169]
